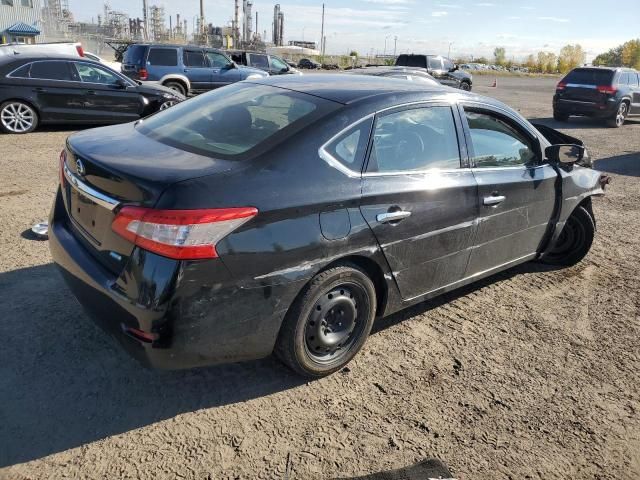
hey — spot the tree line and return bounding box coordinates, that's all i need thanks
[593,39,640,69]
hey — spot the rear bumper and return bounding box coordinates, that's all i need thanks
[48,188,302,369]
[553,96,618,118]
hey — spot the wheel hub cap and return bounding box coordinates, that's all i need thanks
[1,103,34,133]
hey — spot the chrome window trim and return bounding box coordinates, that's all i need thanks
[63,162,120,211]
[318,114,374,179]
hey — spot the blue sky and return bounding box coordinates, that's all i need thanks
[73,0,637,60]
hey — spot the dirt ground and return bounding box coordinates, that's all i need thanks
[0,76,639,480]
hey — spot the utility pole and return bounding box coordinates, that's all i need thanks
[448,41,454,58]
[320,3,325,57]
[394,35,398,57]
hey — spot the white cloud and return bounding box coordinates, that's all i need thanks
[431,11,448,17]
[538,16,570,23]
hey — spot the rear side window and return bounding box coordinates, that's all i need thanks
[323,118,373,171]
[30,61,72,81]
[9,63,31,78]
[368,106,461,172]
[137,83,339,159]
[464,110,537,168]
[564,68,614,85]
[147,48,178,66]
[183,50,206,67]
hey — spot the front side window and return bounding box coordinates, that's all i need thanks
[270,56,288,71]
[249,54,269,69]
[147,48,178,66]
[368,106,461,173]
[206,51,230,68]
[183,50,206,68]
[74,63,120,84]
[464,110,537,168]
[137,83,339,159]
[30,61,72,81]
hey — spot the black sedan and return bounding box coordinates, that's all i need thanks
[298,58,321,69]
[49,75,606,377]
[0,54,185,134]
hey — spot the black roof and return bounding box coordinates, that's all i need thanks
[0,53,100,67]
[249,73,446,104]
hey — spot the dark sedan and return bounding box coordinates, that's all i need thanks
[49,75,606,377]
[0,54,185,134]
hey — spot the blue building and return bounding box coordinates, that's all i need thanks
[0,0,42,44]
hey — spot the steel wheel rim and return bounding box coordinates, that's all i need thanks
[550,216,586,257]
[159,100,176,111]
[616,103,627,127]
[168,84,183,94]
[304,282,368,365]
[1,103,34,133]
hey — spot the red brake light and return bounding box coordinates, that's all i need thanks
[596,85,617,94]
[112,207,258,260]
[138,68,148,80]
[556,81,567,91]
[75,44,84,57]
[59,149,66,186]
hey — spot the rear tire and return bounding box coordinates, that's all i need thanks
[553,110,569,122]
[275,264,377,378]
[606,101,628,128]
[543,206,595,267]
[163,81,187,96]
[460,81,471,91]
[0,100,38,134]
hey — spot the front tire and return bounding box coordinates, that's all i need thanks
[543,206,595,267]
[275,265,377,378]
[607,101,628,128]
[460,81,471,91]
[0,101,38,134]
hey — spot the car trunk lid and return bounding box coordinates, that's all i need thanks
[62,122,244,274]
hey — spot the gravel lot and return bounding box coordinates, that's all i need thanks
[1,76,639,480]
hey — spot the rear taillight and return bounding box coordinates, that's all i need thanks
[556,81,567,91]
[596,85,617,94]
[138,68,148,80]
[111,207,258,260]
[75,44,84,57]
[59,149,66,186]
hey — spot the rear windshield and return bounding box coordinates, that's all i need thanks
[137,83,340,159]
[563,69,614,85]
[123,45,148,65]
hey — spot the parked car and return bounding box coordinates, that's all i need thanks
[553,67,640,128]
[228,50,301,75]
[49,75,605,377]
[395,54,473,90]
[121,44,268,96]
[84,51,122,72]
[298,58,321,69]
[347,66,440,87]
[0,41,84,58]
[321,64,340,70]
[0,55,184,134]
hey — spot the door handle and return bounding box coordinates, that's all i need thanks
[184,69,190,72]
[86,90,96,95]
[483,195,506,206]
[34,87,46,92]
[377,211,412,224]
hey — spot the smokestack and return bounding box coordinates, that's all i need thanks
[234,0,240,46]
[169,15,172,37]
[142,0,148,40]
[199,0,204,34]
[255,11,258,40]
[320,3,325,56]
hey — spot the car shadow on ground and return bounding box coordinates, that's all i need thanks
[593,152,640,177]
[0,260,561,467]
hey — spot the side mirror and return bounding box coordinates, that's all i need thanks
[224,62,236,70]
[450,64,459,72]
[115,78,128,89]
[545,144,585,165]
[280,67,288,73]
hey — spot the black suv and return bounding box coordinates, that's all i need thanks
[395,54,472,90]
[553,67,640,127]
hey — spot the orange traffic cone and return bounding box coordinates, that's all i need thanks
[490,78,498,88]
